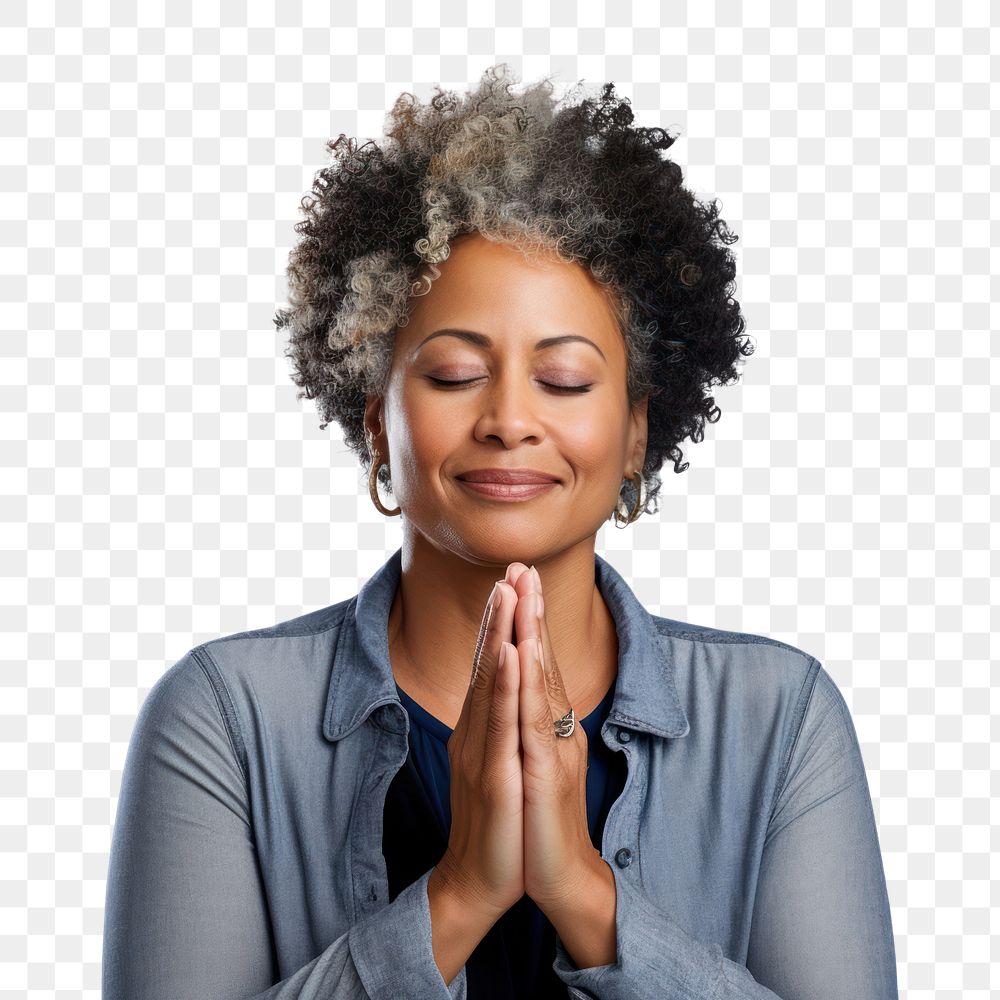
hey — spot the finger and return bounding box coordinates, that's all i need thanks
[517,568,569,719]
[483,639,522,771]
[505,563,532,643]
[533,589,570,713]
[504,562,532,588]
[464,580,516,760]
[511,563,535,599]
[518,633,556,763]
[513,587,542,656]
[469,580,500,691]
[452,579,501,749]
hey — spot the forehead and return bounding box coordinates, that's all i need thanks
[397,233,624,358]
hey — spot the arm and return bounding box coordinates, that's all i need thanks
[548,663,899,1000]
[427,866,509,987]
[101,649,475,1000]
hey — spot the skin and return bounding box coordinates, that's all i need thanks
[363,231,649,731]
[362,231,650,970]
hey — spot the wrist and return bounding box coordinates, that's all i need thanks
[427,865,503,987]
[543,855,619,971]
[531,846,607,915]
[428,862,510,924]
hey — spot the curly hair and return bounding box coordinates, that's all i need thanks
[274,63,752,519]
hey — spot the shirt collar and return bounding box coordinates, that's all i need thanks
[323,547,690,743]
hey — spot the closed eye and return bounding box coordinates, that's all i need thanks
[427,376,593,394]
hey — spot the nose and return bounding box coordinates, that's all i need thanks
[472,372,546,449]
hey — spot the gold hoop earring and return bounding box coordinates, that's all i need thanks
[368,457,401,517]
[613,471,644,527]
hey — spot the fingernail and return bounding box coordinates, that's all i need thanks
[532,565,541,590]
[537,591,544,617]
[489,581,501,612]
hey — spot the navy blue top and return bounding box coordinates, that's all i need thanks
[385,676,627,998]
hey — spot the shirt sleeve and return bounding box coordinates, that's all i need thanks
[550,662,899,1000]
[102,649,468,1000]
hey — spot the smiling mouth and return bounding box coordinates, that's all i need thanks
[456,479,559,501]
[457,468,560,484]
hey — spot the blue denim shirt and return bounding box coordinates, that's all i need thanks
[102,547,898,999]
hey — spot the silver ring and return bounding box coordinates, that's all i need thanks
[554,707,575,738]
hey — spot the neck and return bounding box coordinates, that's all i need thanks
[386,528,618,725]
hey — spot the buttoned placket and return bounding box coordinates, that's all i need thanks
[541,719,641,999]
[351,705,412,919]
[604,723,638,871]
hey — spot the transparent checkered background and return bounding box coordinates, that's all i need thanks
[2,2,995,997]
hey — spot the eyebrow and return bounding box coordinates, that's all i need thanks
[414,328,607,362]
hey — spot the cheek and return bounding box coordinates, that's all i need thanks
[390,387,457,469]
[559,413,624,479]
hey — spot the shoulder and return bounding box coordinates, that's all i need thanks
[202,596,356,648]
[140,596,358,772]
[191,596,357,685]
[649,615,835,773]
[192,594,356,713]
[651,613,822,708]
[648,614,863,795]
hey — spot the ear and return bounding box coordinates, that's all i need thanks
[363,394,387,458]
[627,394,649,476]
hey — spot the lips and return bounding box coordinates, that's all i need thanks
[457,468,560,484]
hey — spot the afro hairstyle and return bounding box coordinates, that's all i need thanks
[274,62,753,519]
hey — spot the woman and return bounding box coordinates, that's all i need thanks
[102,66,898,999]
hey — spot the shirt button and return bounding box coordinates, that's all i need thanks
[617,728,631,743]
[614,847,633,868]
